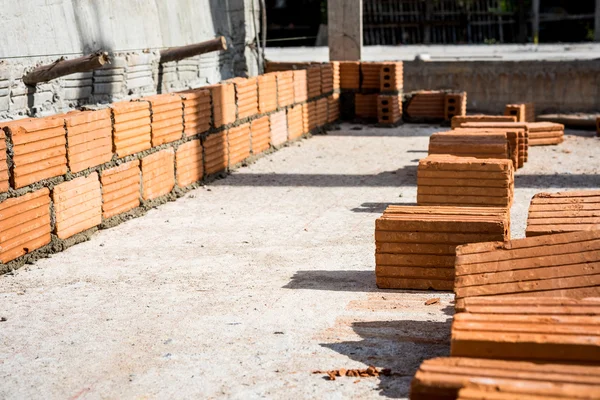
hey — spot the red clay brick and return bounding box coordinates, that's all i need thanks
[257,73,278,114]
[53,173,102,239]
[0,130,8,193]
[110,101,152,158]
[231,77,259,120]
[203,131,228,175]
[207,82,236,128]
[251,116,270,155]
[411,357,600,400]
[328,94,340,123]
[292,70,308,104]
[142,93,184,146]
[429,131,510,161]
[270,110,288,146]
[316,98,328,127]
[380,62,403,92]
[321,63,335,94]
[0,188,51,263]
[454,230,600,310]
[176,140,203,187]
[287,105,304,140]
[456,123,528,168]
[62,109,113,173]
[405,91,446,120]
[505,102,535,122]
[276,71,294,108]
[306,101,318,132]
[141,149,175,200]
[377,94,402,125]
[445,92,467,121]
[331,61,340,91]
[306,66,322,99]
[179,89,211,137]
[355,94,378,119]
[451,115,517,129]
[2,117,68,189]
[360,62,383,90]
[100,160,141,219]
[339,62,360,90]
[228,123,251,167]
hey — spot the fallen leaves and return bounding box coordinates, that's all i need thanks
[425,298,440,306]
[313,366,391,381]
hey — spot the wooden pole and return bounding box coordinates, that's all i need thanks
[532,0,540,44]
[595,0,600,42]
[23,52,110,85]
[328,0,363,61]
[160,37,227,64]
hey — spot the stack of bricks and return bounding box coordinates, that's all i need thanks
[143,93,184,146]
[450,115,517,129]
[452,296,600,363]
[375,205,509,290]
[526,190,600,237]
[377,95,402,125]
[527,121,565,146]
[410,357,600,400]
[417,155,514,208]
[179,89,211,137]
[231,77,258,120]
[454,230,600,311]
[455,122,527,168]
[505,102,535,122]
[428,131,513,164]
[404,91,467,122]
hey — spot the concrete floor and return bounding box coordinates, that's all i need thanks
[1,124,598,399]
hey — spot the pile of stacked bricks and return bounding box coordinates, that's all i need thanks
[403,90,467,123]
[0,63,343,270]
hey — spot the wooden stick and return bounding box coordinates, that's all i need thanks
[160,37,228,64]
[23,52,110,85]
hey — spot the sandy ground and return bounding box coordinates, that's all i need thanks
[0,124,598,399]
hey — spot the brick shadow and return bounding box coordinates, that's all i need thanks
[515,173,600,188]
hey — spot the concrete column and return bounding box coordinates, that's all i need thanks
[328,0,363,61]
[532,0,540,44]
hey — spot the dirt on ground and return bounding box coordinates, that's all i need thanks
[0,124,598,399]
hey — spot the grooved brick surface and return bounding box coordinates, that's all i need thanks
[410,357,600,400]
[0,188,51,263]
[456,123,529,168]
[417,155,514,207]
[257,73,278,114]
[228,123,251,167]
[339,62,360,90]
[454,230,600,311]
[316,98,328,127]
[63,109,113,173]
[380,62,403,92]
[0,130,8,192]
[331,61,340,91]
[111,101,152,158]
[53,173,102,239]
[179,89,211,137]
[141,149,175,200]
[526,190,600,237]
[527,122,565,146]
[100,160,141,219]
[406,91,446,120]
[328,94,340,123]
[377,94,402,125]
[429,131,510,161]
[292,70,308,104]
[250,116,270,155]
[270,111,288,146]
[355,94,378,119]
[3,117,68,189]
[143,93,184,146]
[203,131,228,175]
[176,140,203,188]
[451,297,600,363]
[360,62,383,90]
[231,77,258,120]
[306,101,318,132]
[306,66,322,99]
[451,115,517,129]
[276,71,294,108]
[375,206,509,290]
[287,105,304,140]
[321,63,334,94]
[207,82,236,128]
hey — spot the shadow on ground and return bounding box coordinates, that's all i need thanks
[321,319,452,398]
[212,166,418,187]
[351,202,417,213]
[325,125,440,138]
[515,173,600,188]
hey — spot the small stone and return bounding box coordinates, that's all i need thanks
[425,298,440,306]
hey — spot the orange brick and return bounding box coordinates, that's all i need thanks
[176,140,203,187]
[445,92,467,121]
[287,105,304,140]
[231,77,258,120]
[380,62,403,92]
[0,130,9,192]
[258,73,278,114]
[207,82,236,128]
[293,70,308,104]
[505,103,535,122]
[228,123,251,167]
[143,93,184,146]
[270,111,288,146]
[306,101,318,131]
[62,109,113,173]
[52,173,102,239]
[377,94,402,125]
[0,188,51,263]
[2,117,67,189]
[179,89,211,137]
[361,62,383,90]
[203,131,228,175]
[339,62,360,90]
[141,149,175,200]
[316,98,328,127]
[276,71,294,108]
[100,160,141,219]
[111,101,152,158]
[331,61,340,91]
[406,91,447,120]
[321,63,335,94]
[251,116,270,155]
[355,94,378,119]
[306,66,322,99]
[328,94,340,123]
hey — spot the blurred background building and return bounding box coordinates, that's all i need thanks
[266,0,600,46]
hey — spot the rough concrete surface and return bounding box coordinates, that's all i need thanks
[1,124,598,399]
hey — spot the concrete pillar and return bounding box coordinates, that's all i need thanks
[532,0,540,44]
[328,0,363,61]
